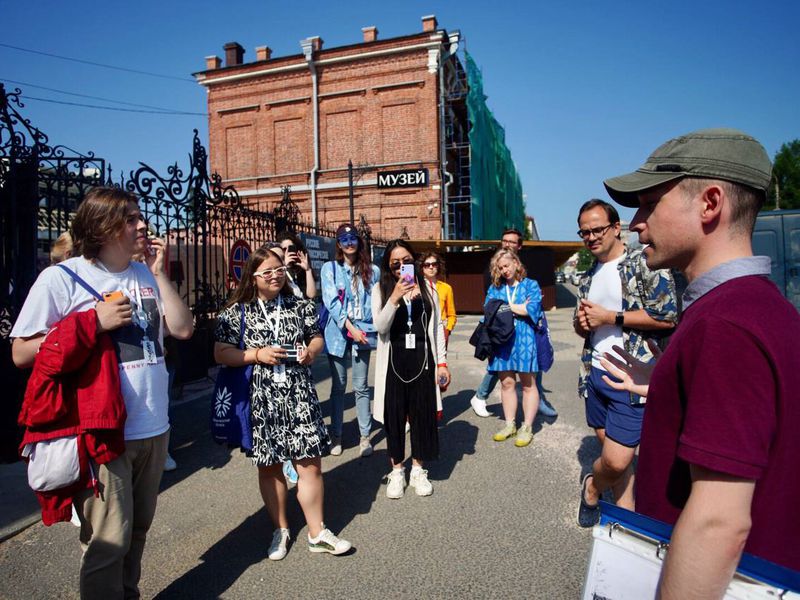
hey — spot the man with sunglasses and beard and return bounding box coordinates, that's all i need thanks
[574,199,677,528]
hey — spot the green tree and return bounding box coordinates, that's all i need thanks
[768,140,800,210]
[576,247,594,271]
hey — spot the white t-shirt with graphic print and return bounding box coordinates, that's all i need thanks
[11,256,170,440]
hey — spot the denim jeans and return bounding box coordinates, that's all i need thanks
[328,342,372,438]
[476,370,499,400]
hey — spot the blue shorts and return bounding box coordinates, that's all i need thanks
[585,366,644,447]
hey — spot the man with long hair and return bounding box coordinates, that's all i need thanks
[11,187,193,598]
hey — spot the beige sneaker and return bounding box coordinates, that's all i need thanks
[409,468,433,496]
[359,436,373,457]
[386,469,406,499]
[514,424,533,447]
[330,436,342,456]
[493,422,517,442]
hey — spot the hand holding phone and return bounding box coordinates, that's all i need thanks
[400,264,415,284]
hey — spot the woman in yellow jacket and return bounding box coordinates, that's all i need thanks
[420,251,456,347]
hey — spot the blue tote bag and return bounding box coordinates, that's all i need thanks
[534,313,554,373]
[210,304,253,451]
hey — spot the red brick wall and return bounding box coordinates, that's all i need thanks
[204,35,445,240]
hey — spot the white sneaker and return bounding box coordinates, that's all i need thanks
[409,468,433,496]
[386,469,406,499]
[470,395,491,417]
[405,421,411,434]
[359,436,373,457]
[330,436,342,456]
[164,453,177,472]
[308,527,352,555]
[70,505,81,527]
[268,528,290,561]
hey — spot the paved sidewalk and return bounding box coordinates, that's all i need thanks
[1,287,601,599]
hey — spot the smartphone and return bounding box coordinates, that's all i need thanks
[102,291,125,302]
[400,264,415,284]
[285,244,297,254]
[146,229,157,256]
[280,343,300,362]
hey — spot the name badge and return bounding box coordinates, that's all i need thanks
[273,363,287,383]
[142,339,158,365]
[405,334,416,350]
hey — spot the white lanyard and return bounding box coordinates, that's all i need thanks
[258,294,283,339]
[506,282,519,304]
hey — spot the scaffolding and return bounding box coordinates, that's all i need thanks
[443,50,472,240]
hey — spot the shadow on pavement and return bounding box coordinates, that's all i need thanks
[153,508,268,599]
[577,435,602,480]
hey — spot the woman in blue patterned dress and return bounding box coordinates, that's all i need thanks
[214,246,351,561]
[484,248,543,447]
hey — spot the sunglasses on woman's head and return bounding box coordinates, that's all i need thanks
[253,266,287,280]
[389,257,415,269]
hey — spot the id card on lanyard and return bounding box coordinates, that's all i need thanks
[259,296,287,382]
[403,296,416,350]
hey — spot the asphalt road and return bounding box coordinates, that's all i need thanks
[0,286,601,599]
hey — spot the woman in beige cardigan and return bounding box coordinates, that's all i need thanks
[371,240,450,499]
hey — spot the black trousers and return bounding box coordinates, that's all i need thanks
[383,341,439,464]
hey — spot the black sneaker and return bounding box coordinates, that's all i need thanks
[577,473,600,528]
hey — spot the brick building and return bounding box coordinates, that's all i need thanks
[195,15,486,241]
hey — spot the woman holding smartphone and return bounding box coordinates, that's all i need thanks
[214,245,351,561]
[320,224,380,457]
[372,240,450,499]
[276,232,316,299]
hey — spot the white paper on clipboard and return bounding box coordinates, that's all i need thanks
[582,522,799,600]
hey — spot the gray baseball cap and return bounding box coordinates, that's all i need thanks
[604,128,773,207]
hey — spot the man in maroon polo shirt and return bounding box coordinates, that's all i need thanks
[600,128,800,597]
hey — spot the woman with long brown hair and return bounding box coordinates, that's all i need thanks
[320,224,380,457]
[214,245,351,561]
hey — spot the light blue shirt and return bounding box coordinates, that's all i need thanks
[320,260,380,357]
[682,256,771,310]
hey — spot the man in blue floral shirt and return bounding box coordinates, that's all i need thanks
[574,199,677,527]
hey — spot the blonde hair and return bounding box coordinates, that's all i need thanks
[50,232,73,264]
[490,249,526,287]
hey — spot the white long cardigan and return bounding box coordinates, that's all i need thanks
[371,284,447,424]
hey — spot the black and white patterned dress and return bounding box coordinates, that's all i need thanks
[215,293,330,466]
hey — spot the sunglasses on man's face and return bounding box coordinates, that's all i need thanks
[338,235,359,247]
[422,261,439,268]
[389,257,415,269]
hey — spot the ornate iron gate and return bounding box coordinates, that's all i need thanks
[0,83,379,462]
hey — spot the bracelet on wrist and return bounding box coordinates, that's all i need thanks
[254,348,264,365]
[437,362,447,368]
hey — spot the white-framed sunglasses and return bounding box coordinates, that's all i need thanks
[254,266,288,280]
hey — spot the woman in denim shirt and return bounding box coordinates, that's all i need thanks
[320,224,380,457]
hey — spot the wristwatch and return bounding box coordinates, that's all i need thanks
[615,311,624,327]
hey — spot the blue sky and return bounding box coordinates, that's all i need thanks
[3,0,798,240]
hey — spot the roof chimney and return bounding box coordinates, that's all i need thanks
[255,46,272,61]
[309,36,323,52]
[421,15,438,32]
[362,26,378,42]
[205,55,222,70]
[223,42,245,67]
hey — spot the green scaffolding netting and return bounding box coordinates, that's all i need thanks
[466,52,526,240]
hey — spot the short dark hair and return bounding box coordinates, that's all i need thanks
[578,199,620,225]
[276,230,306,253]
[501,227,523,241]
[72,187,139,259]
